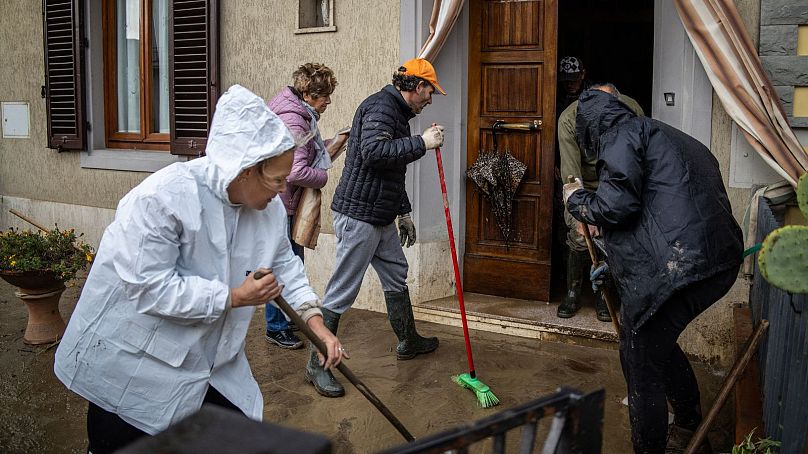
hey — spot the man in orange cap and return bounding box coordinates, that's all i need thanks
[303,58,447,398]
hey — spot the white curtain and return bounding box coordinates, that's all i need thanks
[117,0,140,133]
[418,0,464,62]
[153,0,169,133]
[675,0,808,187]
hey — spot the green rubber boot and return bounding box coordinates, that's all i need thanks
[384,289,439,360]
[304,308,345,397]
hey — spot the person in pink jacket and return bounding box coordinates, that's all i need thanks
[264,63,348,349]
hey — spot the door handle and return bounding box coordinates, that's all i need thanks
[493,120,541,131]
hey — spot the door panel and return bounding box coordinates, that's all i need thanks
[464,0,557,301]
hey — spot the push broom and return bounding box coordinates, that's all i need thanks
[434,146,499,408]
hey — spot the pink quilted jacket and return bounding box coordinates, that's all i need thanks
[267,86,328,215]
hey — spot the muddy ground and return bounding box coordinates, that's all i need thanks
[0,276,732,453]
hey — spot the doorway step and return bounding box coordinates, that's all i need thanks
[415,293,618,350]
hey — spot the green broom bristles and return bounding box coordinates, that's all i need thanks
[452,373,500,408]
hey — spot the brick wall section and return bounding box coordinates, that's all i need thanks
[760,0,808,128]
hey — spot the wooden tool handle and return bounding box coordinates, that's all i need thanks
[565,177,621,335]
[252,271,415,442]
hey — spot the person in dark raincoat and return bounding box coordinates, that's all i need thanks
[563,87,743,454]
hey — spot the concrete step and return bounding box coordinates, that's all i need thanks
[414,292,618,351]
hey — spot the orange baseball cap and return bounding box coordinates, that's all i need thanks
[398,58,446,95]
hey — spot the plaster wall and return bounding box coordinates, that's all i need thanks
[0,1,147,211]
[679,0,761,368]
[216,0,404,311]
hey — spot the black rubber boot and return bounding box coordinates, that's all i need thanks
[384,289,439,360]
[557,250,587,318]
[595,290,612,322]
[304,308,345,397]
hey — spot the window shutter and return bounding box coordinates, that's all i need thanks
[169,0,219,156]
[42,0,86,151]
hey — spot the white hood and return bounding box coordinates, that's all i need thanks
[205,84,295,201]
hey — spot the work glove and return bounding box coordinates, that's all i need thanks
[398,213,416,248]
[590,261,610,293]
[562,177,583,207]
[421,125,445,150]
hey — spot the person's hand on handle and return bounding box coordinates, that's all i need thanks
[230,268,283,308]
[576,223,598,238]
[562,177,584,207]
[422,124,445,150]
[307,315,350,370]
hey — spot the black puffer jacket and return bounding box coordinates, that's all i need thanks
[331,85,427,225]
[567,89,743,329]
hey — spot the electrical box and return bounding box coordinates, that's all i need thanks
[1,102,30,139]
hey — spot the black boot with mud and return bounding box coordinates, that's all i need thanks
[595,290,612,322]
[305,308,345,397]
[558,250,587,318]
[385,289,439,360]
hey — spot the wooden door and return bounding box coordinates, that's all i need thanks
[464,0,557,302]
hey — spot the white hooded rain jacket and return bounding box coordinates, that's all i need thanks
[54,85,321,434]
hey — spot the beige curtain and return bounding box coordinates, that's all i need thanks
[675,0,808,187]
[418,0,464,61]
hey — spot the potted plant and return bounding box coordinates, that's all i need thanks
[0,226,94,344]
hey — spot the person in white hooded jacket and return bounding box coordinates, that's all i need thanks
[53,85,347,454]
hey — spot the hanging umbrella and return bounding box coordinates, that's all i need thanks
[466,123,527,246]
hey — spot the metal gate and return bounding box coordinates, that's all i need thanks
[380,387,604,454]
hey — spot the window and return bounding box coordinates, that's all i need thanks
[103,0,169,151]
[296,0,336,34]
[42,0,219,158]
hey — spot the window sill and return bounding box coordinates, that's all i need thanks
[80,148,186,173]
[294,25,337,34]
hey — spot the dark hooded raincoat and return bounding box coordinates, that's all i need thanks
[566,89,743,330]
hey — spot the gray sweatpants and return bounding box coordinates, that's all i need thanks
[322,211,408,314]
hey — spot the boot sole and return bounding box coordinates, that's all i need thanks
[304,369,345,398]
[265,336,304,350]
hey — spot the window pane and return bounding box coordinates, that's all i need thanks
[152,0,169,134]
[116,0,141,133]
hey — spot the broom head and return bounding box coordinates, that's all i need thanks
[452,373,500,408]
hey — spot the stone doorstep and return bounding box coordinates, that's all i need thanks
[732,306,764,444]
[413,298,618,351]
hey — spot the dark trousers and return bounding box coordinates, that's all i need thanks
[620,266,738,454]
[266,216,305,332]
[86,386,242,454]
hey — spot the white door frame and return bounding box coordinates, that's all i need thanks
[652,0,713,147]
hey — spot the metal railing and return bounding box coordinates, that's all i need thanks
[750,197,808,452]
[380,387,604,454]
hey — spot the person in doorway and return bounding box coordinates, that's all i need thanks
[265,63,348,350]
[551,56,590,283]
[53,85,347,454]
[563,87,743,454]
[556,83,644,321]
[557,56,587,116]
[304,58,447,398]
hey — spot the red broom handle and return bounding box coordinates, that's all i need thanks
[435,147,476,377]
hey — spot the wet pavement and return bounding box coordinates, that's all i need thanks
[0,276,732,453]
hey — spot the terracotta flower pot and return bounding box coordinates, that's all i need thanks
[0,270,67,345]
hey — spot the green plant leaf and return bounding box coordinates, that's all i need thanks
[0,226,94,282]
